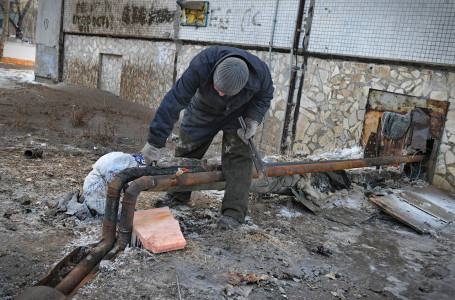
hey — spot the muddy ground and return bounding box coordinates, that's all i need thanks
[1,63,455,300]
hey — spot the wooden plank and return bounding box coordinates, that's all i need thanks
[404,185,455,211]
[369,194,447,233]
[398,190,455,223]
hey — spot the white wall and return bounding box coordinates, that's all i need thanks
[3,40,35,61]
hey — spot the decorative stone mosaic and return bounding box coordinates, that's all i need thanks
[293,57,455,192]
[63,34,175,110]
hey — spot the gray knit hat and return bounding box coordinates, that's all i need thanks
[213,57,249,96]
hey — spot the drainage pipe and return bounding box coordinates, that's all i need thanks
[55,154,425,295]
[291,0,315,145]
[268,0,280,67]
[281,0,307,153]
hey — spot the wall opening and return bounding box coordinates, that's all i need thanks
[362,89,449,181]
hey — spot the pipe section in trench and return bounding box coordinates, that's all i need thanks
[20,155,426,298]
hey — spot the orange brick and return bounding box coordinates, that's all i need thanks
[132,207,186,254]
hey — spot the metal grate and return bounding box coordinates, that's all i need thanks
[178,0,300,48]
[307,0,455,65]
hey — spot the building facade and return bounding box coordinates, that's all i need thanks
[35,0,455,192]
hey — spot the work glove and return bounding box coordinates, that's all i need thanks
[141,142,161,165]
[237,118,259,144]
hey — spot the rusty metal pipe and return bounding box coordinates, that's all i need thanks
[116,155,426,246]
[54,165,207,295]
[54,167,154,295]
[54,155,425,295]
[261,155,426,178]
[145,155,426,193]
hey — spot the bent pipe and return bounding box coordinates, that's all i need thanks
[114,154,426,256]
[55,155,425,295]
[54,165,209,295]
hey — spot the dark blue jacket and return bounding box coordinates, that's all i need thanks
[148,46,274,148]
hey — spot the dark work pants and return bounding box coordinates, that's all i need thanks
[172,129,253,222]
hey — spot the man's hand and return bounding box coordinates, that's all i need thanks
[141,142,161,165]
[237,118,259,144]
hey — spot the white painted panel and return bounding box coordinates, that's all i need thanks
[36,0,62,47]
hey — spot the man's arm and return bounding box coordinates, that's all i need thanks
[244,66,274,123]
[147,64,201,148]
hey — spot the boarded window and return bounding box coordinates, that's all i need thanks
[98,54,123,96]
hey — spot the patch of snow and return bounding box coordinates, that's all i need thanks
[263,155,280,163]
[168,133,179,141]
[0,67,37,88]
[201,190,225,201]
[369,263,377,271]
[307,146,364,161]
[277,207,302,218]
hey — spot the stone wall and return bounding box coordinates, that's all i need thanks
[63,34,175,109]
[63,39,292,151]
[293,57,455,191]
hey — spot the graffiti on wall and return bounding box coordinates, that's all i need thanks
[209,5,261,32]
[121,5,175,25]
[72,0,113,32]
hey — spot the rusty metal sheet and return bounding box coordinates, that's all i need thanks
[427,105,446,139]
[369,185,455,233]
[410,108,430,152]
[364,132,378,158]
[362,110,382,146]
[368,89,448,139]
[369,90,448,114]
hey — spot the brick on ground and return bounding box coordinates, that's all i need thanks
[132,207,186,253]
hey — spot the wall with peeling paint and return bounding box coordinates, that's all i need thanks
[63,0,176,38]
[62,0,300,48]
